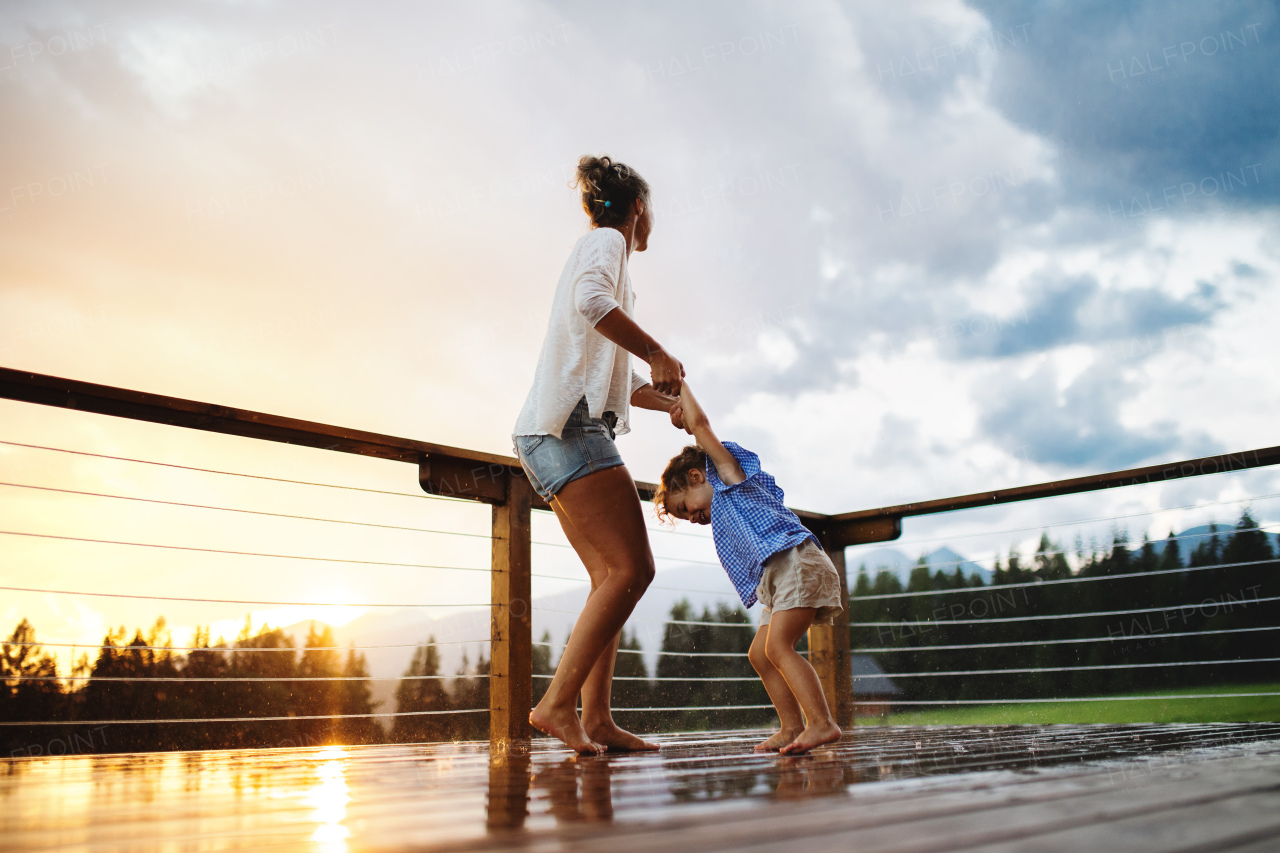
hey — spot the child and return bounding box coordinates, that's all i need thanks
[656,383,844,754]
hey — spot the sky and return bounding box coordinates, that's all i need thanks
[1,0,1278,667]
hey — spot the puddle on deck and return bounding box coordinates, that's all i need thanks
[4,723,1280,851]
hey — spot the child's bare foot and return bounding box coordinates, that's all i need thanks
[585,720,659,752]
[530,704,605,755]
[754,727,803,753]
[779,720,842,755]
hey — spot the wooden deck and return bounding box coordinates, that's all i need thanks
[5,723,1280,852]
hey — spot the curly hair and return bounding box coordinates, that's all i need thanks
[653,445,708,524]
[574,154,651,228]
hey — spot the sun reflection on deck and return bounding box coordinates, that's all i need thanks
[305,746,350,852]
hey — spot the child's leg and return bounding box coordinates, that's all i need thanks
[763,608,842,754]
[747,624,804,752]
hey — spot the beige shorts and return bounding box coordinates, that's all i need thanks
[757,539,845,626]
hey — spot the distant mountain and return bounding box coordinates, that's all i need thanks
[851,545,991,584]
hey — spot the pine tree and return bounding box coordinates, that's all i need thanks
[1135,534,1158,573]
[297,623,343,745]
[1034,532,1071,579]
[1222,509,1273,565]
[225,618,297,749]
[336,648,382,744]
[1,619,63,725]
[532,630,554,705]
[611,628,650,717]
[450,646,490,741]
[393,639,450,743]
[1158,532,1182,571]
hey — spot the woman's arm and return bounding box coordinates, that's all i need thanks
[678,383,745,486]
[630,383,678,412]
[594,307,684,396]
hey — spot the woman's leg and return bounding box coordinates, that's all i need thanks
[552,500,658,751]
[530,465,656,753]
[763,608,842,755]
[747,624,805,752]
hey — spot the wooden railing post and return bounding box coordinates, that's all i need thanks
[490,470,533,750]
[809,529,854,729]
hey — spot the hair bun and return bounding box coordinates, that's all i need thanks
[573,154,650,228]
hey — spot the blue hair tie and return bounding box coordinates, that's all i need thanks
[604,200,612,208]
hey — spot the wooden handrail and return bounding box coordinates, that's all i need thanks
[831,445,1280,524]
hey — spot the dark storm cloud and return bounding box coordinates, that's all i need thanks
[948,273,1221,360]
[974,0,1280,212]
[975,360,1220,470]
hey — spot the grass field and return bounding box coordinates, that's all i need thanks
[857,683,1280,726]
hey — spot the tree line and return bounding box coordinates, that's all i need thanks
[5,508,1272,754]
[850,509,1279,703]
[2,600,766,755]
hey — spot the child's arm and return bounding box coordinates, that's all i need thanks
[678,383,746,486]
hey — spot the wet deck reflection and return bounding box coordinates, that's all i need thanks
[4,724,1280,851]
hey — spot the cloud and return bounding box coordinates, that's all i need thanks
[948,271,1220,360]
[974,357,1218,469]
[974,0,1280,210]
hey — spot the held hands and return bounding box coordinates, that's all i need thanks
[648,348,685,397]
[668,382,709,436]
[669,403,689,433]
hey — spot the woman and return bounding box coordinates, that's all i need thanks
[514,155,683,753]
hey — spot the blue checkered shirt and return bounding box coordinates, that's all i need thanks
[708,442,818,608]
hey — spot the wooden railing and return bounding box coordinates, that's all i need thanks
[3,365,1277,748]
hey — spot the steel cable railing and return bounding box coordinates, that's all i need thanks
[0,479,497,540]
[7,674,478,682]
[0,438,498,738]
[528,484,1279,720]
[4,638,490,652]
[856,624,1280,653]
[851,594,1280,627]
[0,478,732,586]
[0,477,727,566]
[0,530,495,575]
[0,439,475,503]
[0,584,490,608]
[843,495,1279,719]
[859,656,1280,679]
[0,709,486,727]
[884,692,1280,706]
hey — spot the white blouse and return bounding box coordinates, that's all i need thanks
[513,227,648,440]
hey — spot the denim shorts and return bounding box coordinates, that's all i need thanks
[514,397,624,501]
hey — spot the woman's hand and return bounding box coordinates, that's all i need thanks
[648,348,684,396]
[669,404,691,433]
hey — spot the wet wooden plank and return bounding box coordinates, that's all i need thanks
[4,725,1280,852]
[456,751,1280,853]
[972,793,1280,852]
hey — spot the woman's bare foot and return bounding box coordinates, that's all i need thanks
[585,719,659,752]
[754,727,803,753]
[530,704,605,754]
[779,720,842,755]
